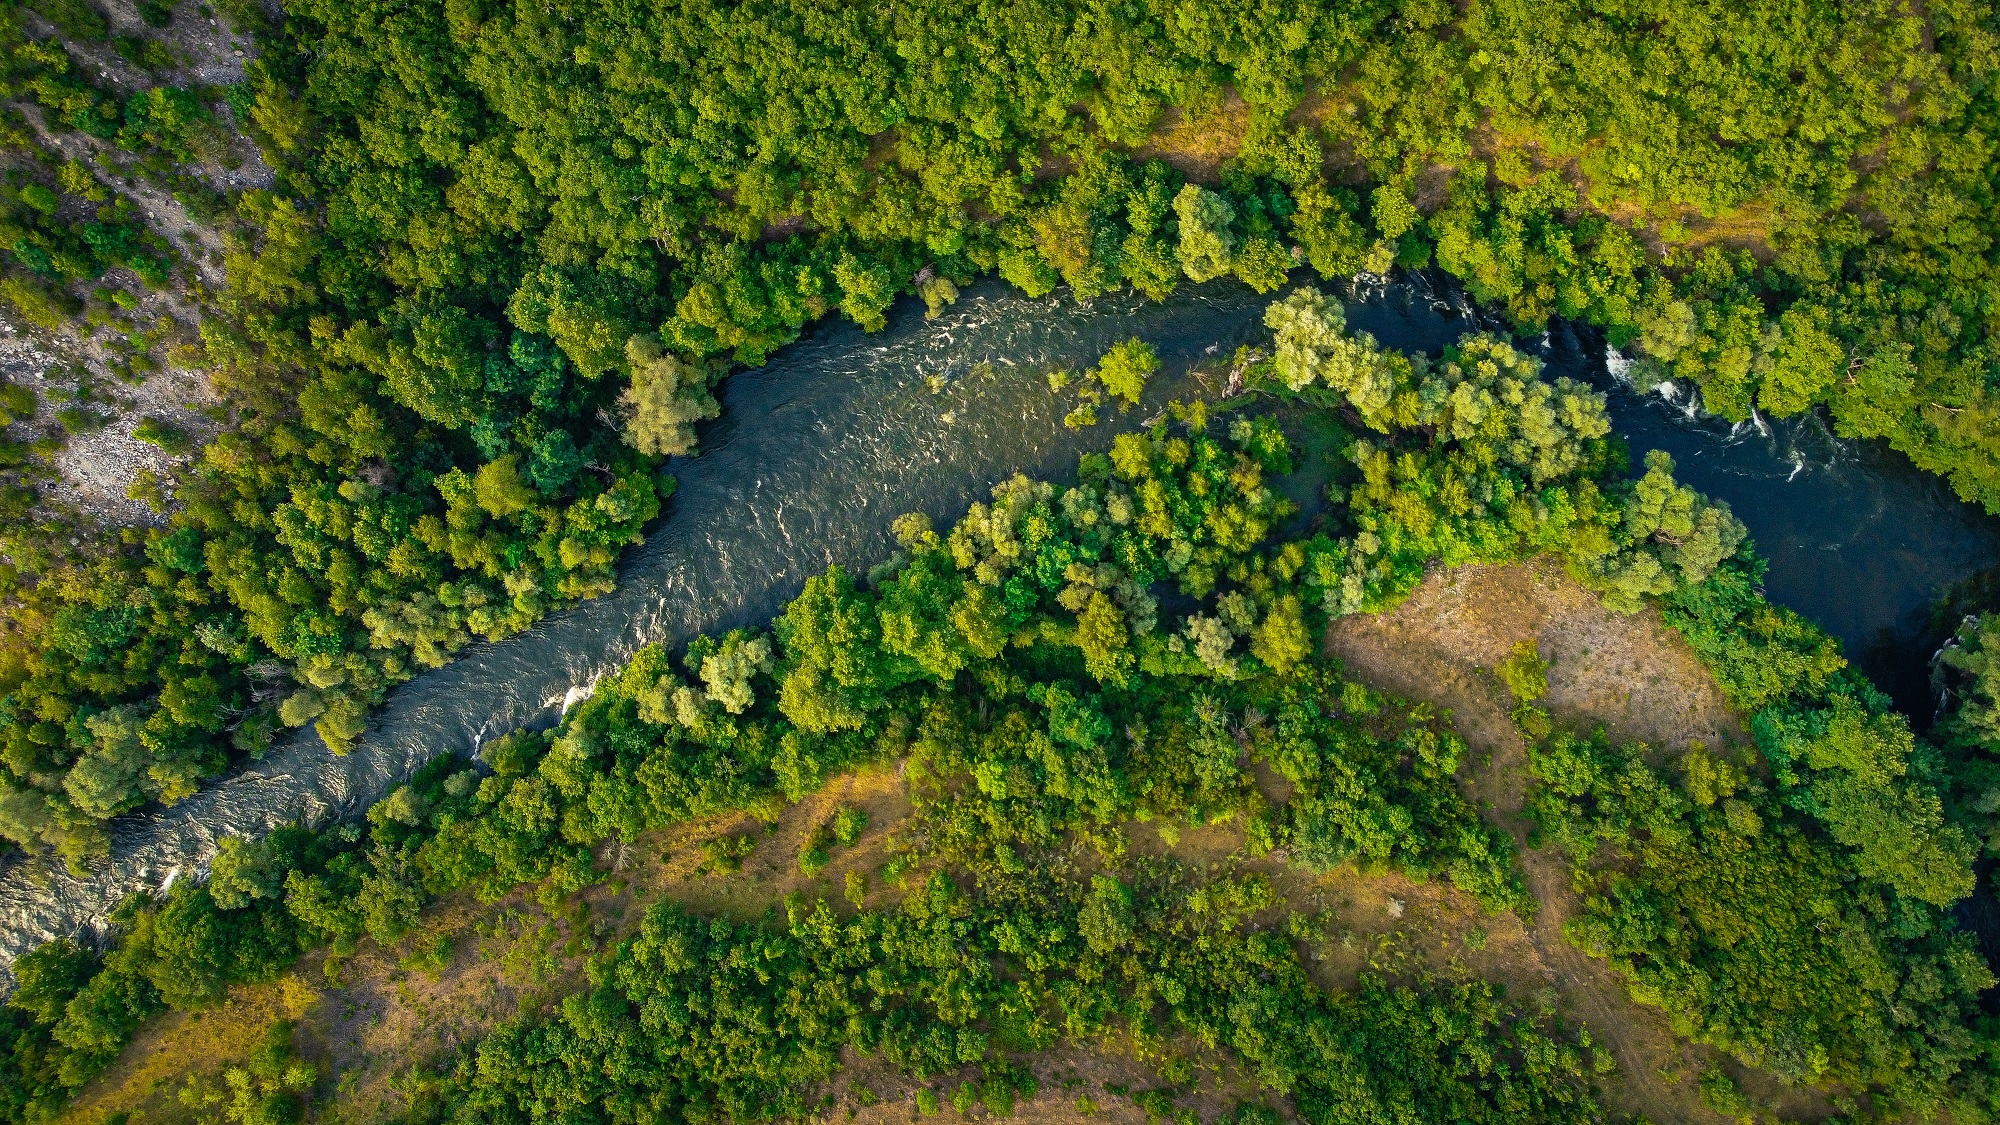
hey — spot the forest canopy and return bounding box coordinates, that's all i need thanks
[0,0,1997,864]
[1,0,2000,1116]
[6,318,1998,1124]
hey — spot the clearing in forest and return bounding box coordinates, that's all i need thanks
[58,562,1828,1125]
[1327,559,1825,1125]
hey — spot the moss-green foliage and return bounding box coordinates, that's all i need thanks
[174,1020,316,1125]
[1659,555,1976,907]
[1937,614,2000,866]
[617,336,719,459]
[1528,722,1991,1115]
[1174,185,1239,283]
[10,0,2000,881]
[409,872,1603,1125]
[6,302,1993,1123]
[1092,338,1158,407]
[1944,615,2000,753]
[1498,641,1549,706]
[1051,339,1159,429]
[209,0,2000,522]
[1523,554,1992,1116]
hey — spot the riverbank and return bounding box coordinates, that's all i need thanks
[13,311,1992,1123]
[8,274,1998,973]
[49,561,1827,1125]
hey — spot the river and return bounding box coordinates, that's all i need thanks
[1,273,1995,961]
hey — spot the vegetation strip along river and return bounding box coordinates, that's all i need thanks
[1,273,1994,963]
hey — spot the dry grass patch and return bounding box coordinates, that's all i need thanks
[1327,559,1825,1125]
[825,1040,1282,1125]
[1132,94,1250,184]
[50,973,315,1125]
[54,564,1829,1125]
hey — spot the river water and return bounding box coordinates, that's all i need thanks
[1,274,1995,961]
[1385,277,2000,720]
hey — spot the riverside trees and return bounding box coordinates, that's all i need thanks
[10,316,1997,1121]
[7,0,2000,866]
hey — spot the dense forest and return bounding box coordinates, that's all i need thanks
[0,0,1995,861]
[4,315,1998,1124]
[0,0,1998,1120]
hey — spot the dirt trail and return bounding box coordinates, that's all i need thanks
[53,766,918,1125]
[64,562,1836,1125]
[1327,559,1824,1124]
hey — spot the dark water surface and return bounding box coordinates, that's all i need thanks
[1356,276,2000,720]
[2,274,1996,960]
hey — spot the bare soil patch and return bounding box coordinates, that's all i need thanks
[53,764,919,1125]
[1326,559,1741,762]
[61,564,1832,1125]
[1327,559,1824,1124]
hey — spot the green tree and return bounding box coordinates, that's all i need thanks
[834,254,896,332]
[1173,186,1237,283]
[1754,305,1843,417]
[472,455,536,519]
[209,834,286,910]
[619,335,719,458]
[1092,338,1157,406]
[1077,874,1133,954]
[1249,595,1311,675]
[777,567,907,732]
